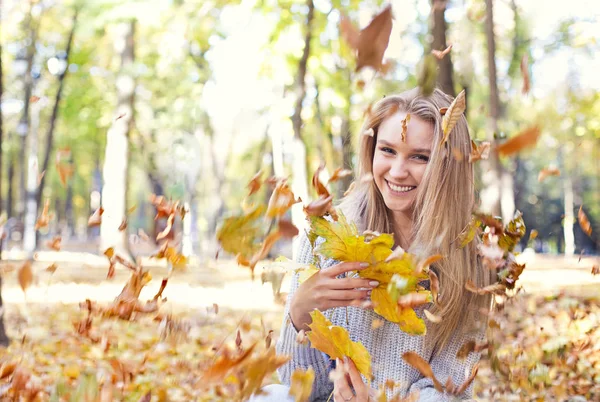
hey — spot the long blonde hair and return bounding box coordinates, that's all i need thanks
[339,88,494,351]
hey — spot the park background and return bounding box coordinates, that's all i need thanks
[0,0,598,400]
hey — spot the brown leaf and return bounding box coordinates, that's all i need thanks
[296,329,308,345]
[119,218,128,231]
[431,44,452,60]
[327,168,353,184]
[538,167,560,182]
[45,263,58,274]
[592,265,599,275]
[441,90,466,146]
[342,6,393,72]
[520,54,530,95]
[156,213,175,241]
[0,361,17,379]
[439,107,448,115]
[457,340,488,360]
[454,363,480,395]
[29,95,40,103]
[402,351,443,392]
[469,140,491,163]
[497,126,541,157]
[18,260,33,294]
[265,329,274,349]
[303,195,334,218]
[312,163,330,197]
[428,270,440,305]
[417,254,443,274]
[35,198,51,230]
[247,170,263,196]
[266,180,301,218]
[278,219,299,239]
[46,235,61,251]
[578,205,592,237]
[401,113,410,142]
[464,280,506,295]
[88,207,104,227]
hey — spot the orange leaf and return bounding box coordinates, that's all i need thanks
[402,352,443,392]
[156,213,175,241]
[247,170,263,196]
[520,54,530,95]
[29,95,40,103]
[303,195,334,218]
[88,207,104,227]
[312,163,330,197]
[18,260,33,294]
[119,218,128,231]
[45,263,58,274]
[578,206,592,237]
[537,167,560,182]
[497,126,541,157]
[46,236,61,251]
[278,219,299,239]
[469,140,491,163]
[266,180,301,218]
[431,44,453,60]
[401,113,410,142]
[327,168,353,185]
[464,280,506,295]
[35,198,51,230]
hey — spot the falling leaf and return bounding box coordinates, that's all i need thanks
[35,198,51,230]
[88,207,104,227]
[289,367,315,402]
[417,54,438,96]
[303,195,335,219]
[592,265,599,275]
[45,263,58,274]
[538,167,560,182]
[428,270,440,305]
[431,44,452,60]
[156,213,175,241]
[119,218,128,231]
[520,54,530,95]
[441,90,466,146]
[29,95,40,103]
[424,309,442,323]
[530,229,539,241]
[311,163,330,198]
[18,260,33,294]
[278,219,299,238]
[217,206,265,261]
[416,254,443,274]
[497,126,541,157]
[296,329,308,345]
[454,216,481,248]
[247,170,263,196]
[46,235,61,251]
[456,340,488,360]
[327,168,352,184]
[453,363,480,395]
[344,181,357,197]
[266,180,301,218]
[469,140,491,163]
[402,352,443,392]
[397,292,432,309]
[237,230,283,276]
[578,206,592,237]
[37,170,45,186]
[385,246,405,262]
[306,310,372,378]
[363,128,375,137]
[340,6,393,72]
[439,107,448,115]
[401,113,410,142]
[465,280,506,295]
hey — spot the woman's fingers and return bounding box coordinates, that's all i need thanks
[345,358,369,400]
[326,289,370,301]
[331,277,379,290]
[322,261,369,278]
[333,359,355,401]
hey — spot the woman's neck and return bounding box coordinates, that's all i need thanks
[392,211,414,250]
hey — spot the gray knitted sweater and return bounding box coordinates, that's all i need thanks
[276,233,483,401]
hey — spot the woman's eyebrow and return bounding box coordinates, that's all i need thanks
[376,139,396,147]
[412,148,431,154]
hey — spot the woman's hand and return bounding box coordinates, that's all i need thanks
[289,262,379,331]
[333,357,372,402]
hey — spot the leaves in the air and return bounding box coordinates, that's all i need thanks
[312,163,330,198]
[520,54,530,95]
[118,218,128,231]
[247,170,263,196]
[428,269,440,305]
[46,235,62,251]
[578,205,592,237]
[289,367,315,402]
[431,44,452,60]
[35,198,51,230]
[340,6,393,72]
[401,113,410,142]
[417,54,438,96]
[327,168,352,184]
[469,140,491,163]
[496,126,541,157]
[266,179,301,218]
[303,195,335,220]
[152,241,188,270]
[278,219,299,238]
[18,260,34,294]
[538,167,560,182]
[88,207,104,227]
[592,265,599,275]
[441,90,466,146]
[55,147,74,187]
[156,213,174,241]
[465,279,506,295]
[45,263,58,274]
[454,215,481,248]
[217,205,265,259]
[402,352,443,392]
[306,310,372,378]
[456,340,489,360]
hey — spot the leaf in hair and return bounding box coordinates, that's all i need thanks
[401,113,410,142]
[440,90,466,146]
[496,126,540,157]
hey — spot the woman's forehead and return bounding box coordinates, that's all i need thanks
[378,112,434,148]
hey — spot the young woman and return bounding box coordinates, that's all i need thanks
[251,88,494,401]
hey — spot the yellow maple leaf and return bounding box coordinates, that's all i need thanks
[289,367,315,402]
[306,310,371,379]
[217,205,265,257]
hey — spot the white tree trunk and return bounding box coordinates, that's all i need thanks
[100,22,135,254]
[23,99,41,257]
[501,167,515,223]
[563,175,575,257]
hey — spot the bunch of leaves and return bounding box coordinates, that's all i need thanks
[216,173,301,278]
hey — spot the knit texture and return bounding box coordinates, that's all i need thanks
[276,232,484,401]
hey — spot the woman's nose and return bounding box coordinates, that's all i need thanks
[389,158,409,179]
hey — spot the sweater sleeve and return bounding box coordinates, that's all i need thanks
[276,232,333,401]
[408,325,485,401]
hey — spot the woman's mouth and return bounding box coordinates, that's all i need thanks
[386,180,416,195]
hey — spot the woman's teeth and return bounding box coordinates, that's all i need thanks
[387,182,416,193]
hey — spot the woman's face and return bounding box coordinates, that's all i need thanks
[372,111,434,218]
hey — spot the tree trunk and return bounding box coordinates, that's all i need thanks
[7,157,14,220]
[290,0,315,239]
[563,174,575,257]
[22,92,41,257]
[480,0,502,217]
[36,8,78,210]
[0,3,9,346]
[431,0,455,96]
[100,21,135,254]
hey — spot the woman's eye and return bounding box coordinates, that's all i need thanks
[380,147,395,154]
[413,154,429,162]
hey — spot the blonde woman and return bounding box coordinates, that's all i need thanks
[250,88,494,402]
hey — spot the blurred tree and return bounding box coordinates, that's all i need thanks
[431,0,455,96]
[0,0,8,347]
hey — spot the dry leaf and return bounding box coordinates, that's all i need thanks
[401,113,410,142]
[397,292,432,309]
[457,340,488,360]
[306,310,372,378]
[46,235,61,251]
[538,167,560,182]
[402,351,443,392]
[497,126,541,157]
[440,90,466,146]
[35,198,51,230]
[247,170,263,196]
[266,180,301,218]
[465,280,506,295]
[156,213,175,241]
[278,219,299,239]
[529,229,539,241]
[592,265,599,275]
[439,107,448,115]
[520,54,530,95]
[417,254,443,274]
[469,140,491,162]
[289,367,315,402]
[29,95,40,103]
[119,218,128,231]
[431,44,452,60]
[45,263,58,274]
[453,363,480,395]
[428,270,440,305]
[88,207,104,227]
[327,168,353,184]
[303,195,334,219]
[578,206,592,237]
[312,163,330,198]
[18,260,33,294]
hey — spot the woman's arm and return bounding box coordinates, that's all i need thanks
[408,326,484,401]
[276,233,334,401]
